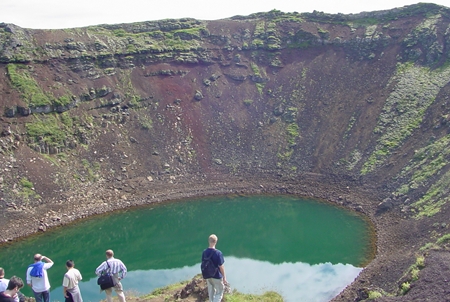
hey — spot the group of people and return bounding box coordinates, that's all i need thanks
[0,234,227,302]
[0,268,24,302]
[0,250,127,302]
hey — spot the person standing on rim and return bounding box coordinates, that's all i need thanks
[202,234,227,302]
[26,254,54,302]
[0,269,24,302]
[0,276,24,302]
[95,249,127,302]
[0,268,9,292]
[62,260,83,302]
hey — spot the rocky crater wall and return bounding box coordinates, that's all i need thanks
[1,3,450,301]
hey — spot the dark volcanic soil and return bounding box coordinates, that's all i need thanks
[2,4,450,301]
[2,167,448,301]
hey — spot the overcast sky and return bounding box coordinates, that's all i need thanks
[0,0,448,29]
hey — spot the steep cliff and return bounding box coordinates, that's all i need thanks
[1,3,450,301]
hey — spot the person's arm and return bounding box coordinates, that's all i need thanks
[41,256,53,264]
[219,265,227,284]
[95,262,105,277]
[119,261,127,280]
[62,275,69,298]
[26,267,32,286]
[42,256,54,270]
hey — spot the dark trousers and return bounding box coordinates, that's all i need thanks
[33,290,50,302]
[65,291,74,302]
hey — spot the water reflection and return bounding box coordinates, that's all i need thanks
[1,195,372,301]
[51,256,361,302]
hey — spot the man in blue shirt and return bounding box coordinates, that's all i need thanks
[202,234,227,302]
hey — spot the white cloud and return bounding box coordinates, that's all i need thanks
[51,257,362,302]
[0,0,448,29]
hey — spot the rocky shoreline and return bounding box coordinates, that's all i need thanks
[1,173,402,300]
[1,4,450,300]
[1,173,379,242]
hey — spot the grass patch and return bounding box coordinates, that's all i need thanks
[80,159,100,182]
[277,149,294,161]
[286,123,299,145]
[54,94,74,106]
[7,64,51,106]
[140,278,284,302]
[141,280,189,299]
[18,177,41,201]
[368,291,383,299]
[412,169,450,218]
[397,254,426,295]
[361,63,450,175]
[400,282,410,295]
[255,83,265,95]
[6,64,74,108]
[394,135,450,212]
[26,114,68,149]
[138,114,153,130]
[117,70,142,106]
[250,63,266,94]
[436,233,450,245]
[419,242,439,251]
[20,177,33,189]
[41,154,60,166]
[243,99,254,106]
[226,291,284,302]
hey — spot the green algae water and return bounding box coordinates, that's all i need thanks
[0,195,374,302]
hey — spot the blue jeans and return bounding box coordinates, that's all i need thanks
[33,290,50,302]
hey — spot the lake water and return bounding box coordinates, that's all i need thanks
[0,195,374,302]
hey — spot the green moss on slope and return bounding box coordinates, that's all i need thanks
[7,64,52,106]
[393,134,450,217]
[361,63,450,175]
[396,135,450,195]
[26,114,69,149]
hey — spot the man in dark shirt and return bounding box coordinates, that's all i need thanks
[201,234,227,302]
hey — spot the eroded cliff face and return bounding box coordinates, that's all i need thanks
[1,3,450,301]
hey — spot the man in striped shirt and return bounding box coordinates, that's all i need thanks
[95,250,127,302]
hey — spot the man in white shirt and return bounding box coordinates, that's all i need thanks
[26,254,54,302]
[95,249,127,302]
[0,268,8,292]
[63,260,83,302]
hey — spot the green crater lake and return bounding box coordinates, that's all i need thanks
[0,195,375,302]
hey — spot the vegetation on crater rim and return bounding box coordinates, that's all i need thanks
[2,4,450,300]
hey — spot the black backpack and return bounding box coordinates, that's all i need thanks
[201,250,218,279]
